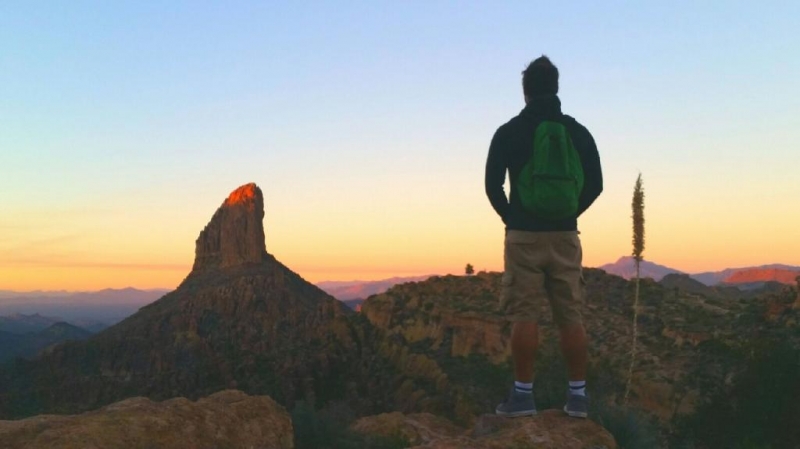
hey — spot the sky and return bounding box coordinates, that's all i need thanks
[1,1,798,291]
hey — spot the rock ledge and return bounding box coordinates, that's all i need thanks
[351,410,617,449]
[0,390,293,449]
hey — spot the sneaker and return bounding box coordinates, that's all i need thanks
[495,387,537,417]
[563,393,589,418]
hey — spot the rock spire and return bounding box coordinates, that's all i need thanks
[192,183,268,272]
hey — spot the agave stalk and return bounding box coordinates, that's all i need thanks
[624,174,645,405]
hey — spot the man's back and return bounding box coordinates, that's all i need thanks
[484,94,603,232]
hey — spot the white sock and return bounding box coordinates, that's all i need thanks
[514,381,533,394]
[569,380,586,396]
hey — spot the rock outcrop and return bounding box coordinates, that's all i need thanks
[192,183,268,272]
[0,390,293,449]
[358,270,753,423]
[350,410,617,449]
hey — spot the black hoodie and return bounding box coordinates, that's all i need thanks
[485,95,603,232]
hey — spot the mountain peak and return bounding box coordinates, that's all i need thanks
[192,183,267,273]
[599,256,683,281]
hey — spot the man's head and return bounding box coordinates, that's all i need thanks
[522,56,559,103]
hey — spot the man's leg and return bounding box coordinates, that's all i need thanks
[496,318,540,416]
[559,322,588,381]
[497,231,544,416]
[560,322,589,417]
[512,320,539,383]
[546,232,590,417]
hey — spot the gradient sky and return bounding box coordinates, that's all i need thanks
[1,1,798,291]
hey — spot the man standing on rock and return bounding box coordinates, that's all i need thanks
[485,56,603,418]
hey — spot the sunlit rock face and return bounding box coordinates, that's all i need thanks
[192,183,268,273]
[724,268,800,284]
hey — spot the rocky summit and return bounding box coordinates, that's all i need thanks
[350,410,617,449]
[0,390,293,449]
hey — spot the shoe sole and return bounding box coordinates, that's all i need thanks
[563,405,587,418]
[495,409,537,417]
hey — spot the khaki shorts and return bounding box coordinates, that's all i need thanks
[501,230,585,326]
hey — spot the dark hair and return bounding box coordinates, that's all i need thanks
[522,55,559,97]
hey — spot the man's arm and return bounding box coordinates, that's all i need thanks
[577,132,603,216]
[485,128,510,223]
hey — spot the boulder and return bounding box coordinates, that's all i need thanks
[0,390,293,449]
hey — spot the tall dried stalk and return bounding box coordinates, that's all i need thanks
[624,173,645,405]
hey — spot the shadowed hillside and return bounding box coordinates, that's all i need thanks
[0,322,92,364]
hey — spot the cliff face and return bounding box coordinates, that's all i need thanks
[0,390,293,449]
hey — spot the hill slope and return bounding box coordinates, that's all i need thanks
[359,267,800,445]
[0,313,59,334]
[0,322,92,363]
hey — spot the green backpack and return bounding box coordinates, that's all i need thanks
[517,120,584,220]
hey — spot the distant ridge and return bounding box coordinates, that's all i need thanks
[0,322,92,363]
[693,264,800,286]
[600,257,800,286]
[723,267,800,284]
[598,256,683,281]
[0,288,167,323]
[0,288,170,298]
[0,313,59,334]
[317,275,434,301]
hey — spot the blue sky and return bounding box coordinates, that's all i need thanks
[1,1,798,289]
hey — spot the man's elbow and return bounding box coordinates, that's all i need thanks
[485,179,503,199]
[592,175,603,197]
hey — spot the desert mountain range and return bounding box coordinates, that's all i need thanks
[599,256,800,285]
[1,183,798,448]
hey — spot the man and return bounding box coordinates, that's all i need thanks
[485,56,603,419]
